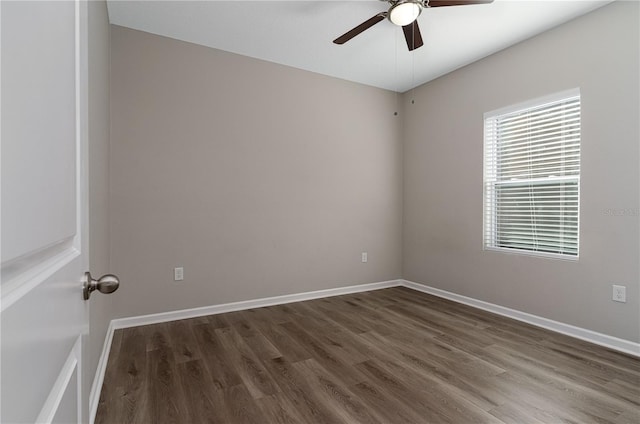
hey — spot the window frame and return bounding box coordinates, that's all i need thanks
[483,88,581,261]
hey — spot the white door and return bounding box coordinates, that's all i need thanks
[1,1,91,422]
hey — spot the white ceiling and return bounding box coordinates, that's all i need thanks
[107,0,613,92]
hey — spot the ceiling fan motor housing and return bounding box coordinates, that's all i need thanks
[388,1,424,27]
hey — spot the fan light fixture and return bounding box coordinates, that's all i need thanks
[388,1,422,26]
[333,0,493,51]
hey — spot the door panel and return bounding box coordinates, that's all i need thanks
[52,368,79,424]
[1,0,77,264]
[2,266,85,422]
[1,1,89,423]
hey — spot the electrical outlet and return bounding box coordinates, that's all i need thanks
[361,252,368,263]
[174,267,184,281]
[612,285,626,303]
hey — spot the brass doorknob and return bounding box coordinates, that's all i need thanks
[83,272,120,300]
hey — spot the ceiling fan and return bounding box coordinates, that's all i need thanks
[333,0,494,51]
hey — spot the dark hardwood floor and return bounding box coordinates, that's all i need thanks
[95,287,640,423]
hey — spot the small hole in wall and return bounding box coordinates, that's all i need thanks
[394,112,398,116]
[411,100,415,104]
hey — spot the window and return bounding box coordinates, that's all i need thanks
[483,89,581,259]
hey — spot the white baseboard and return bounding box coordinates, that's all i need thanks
[90,276,640,423]
[110,279,402,330]
[89,320,116,424]
[402,279,640,358]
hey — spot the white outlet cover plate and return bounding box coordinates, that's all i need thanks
[174,267,184,281]
[612,285,626,303]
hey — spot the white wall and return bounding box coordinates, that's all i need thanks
[402,1,639,342]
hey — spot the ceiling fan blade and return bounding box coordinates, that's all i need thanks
[402,20,424,51]
[333,13,386,44]
[427,0,493,7]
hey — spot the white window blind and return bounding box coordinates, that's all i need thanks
[483,90,581,258]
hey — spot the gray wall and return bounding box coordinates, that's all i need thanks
[106,2,638,344]
[402,1,639,342]
[88,0,113,383]
[109,26,403,319]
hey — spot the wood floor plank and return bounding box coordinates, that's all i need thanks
[353,359,453,422]
[241,309,313,363]
[357,331,505,412]
[144,323,171,353]
[483,345,635,422]
[176,359,226,423]
[487,400,559,424]
[215,326,281,399]
[278,321,367,386]
[192,322,243,390]
[205,313,230,329]
[349,380,429,424]
[255,393,308,424]
[146,345,186,424]
[96,287,640,424]
[308,302,372,334]
[242,332,283,360]
[615,410,640,424]
[604,378,640,407]
[493,370,621,423]
[292,358,385,424]
[352,338,505,423]
[287,303,370,364]
[166,319,202,363]
[260,356,344,423]
[223,384,264,424]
